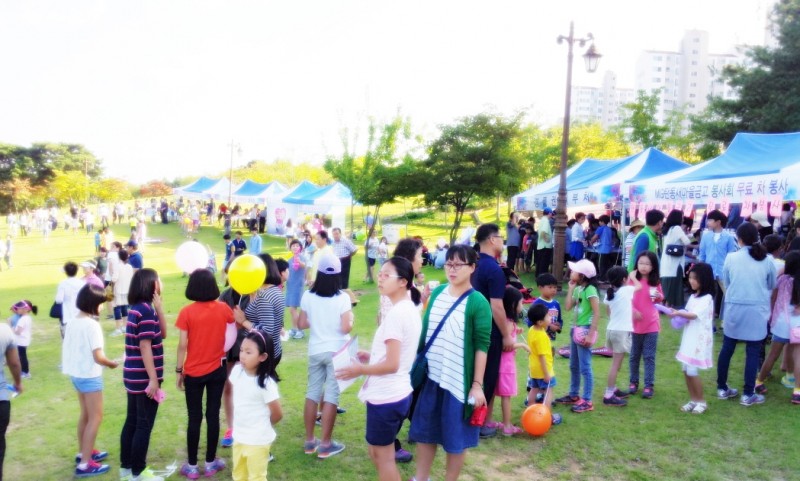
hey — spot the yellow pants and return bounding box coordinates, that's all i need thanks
[232,442,271,481]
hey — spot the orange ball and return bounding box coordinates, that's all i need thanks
[521,404,552,436]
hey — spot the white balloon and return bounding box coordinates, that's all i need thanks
[175,241,209,273]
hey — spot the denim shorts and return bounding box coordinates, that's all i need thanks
[71,376,104,393]
[408,380,478,454]
[772,334,789,344]
[365,395,412,446]
[306,352,340,405]
[528,377,557,390]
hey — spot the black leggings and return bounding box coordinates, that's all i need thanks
[120,392,160,476]
[0,400,10,481]
[184,365,227,465]
[17,347,28,374]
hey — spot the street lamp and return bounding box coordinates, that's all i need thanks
[227,139,242,207]
[552,22,602,289]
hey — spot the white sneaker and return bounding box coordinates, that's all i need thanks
[120,468,132,481]
[131,467,164,481]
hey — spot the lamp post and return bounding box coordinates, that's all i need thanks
[552,22,601,289]
[227,139,242,207]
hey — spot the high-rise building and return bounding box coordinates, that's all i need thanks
[635,30,744,125]
[571,30,748,129]
[570,71,635,128]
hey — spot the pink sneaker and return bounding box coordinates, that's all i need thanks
[502,425,524,436]
[204,458,226,477]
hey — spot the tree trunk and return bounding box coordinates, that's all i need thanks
[449,208,464,245]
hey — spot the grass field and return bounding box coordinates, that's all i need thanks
[1,217,798,481]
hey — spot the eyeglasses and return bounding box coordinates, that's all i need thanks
[444,262,471,271]
[377,272,402,279]
[491,235,504,241]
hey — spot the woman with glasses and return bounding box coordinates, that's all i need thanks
[409,245,492,481]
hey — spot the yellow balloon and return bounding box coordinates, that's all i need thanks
[228,254,266,295]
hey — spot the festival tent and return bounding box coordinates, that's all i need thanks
[627,132,800,219]
[231,180,289,233]
[281,182,354,231]
[231,180,288,204]
[514,148,688,211]
[197,178,233,201]
[173,177,223,197]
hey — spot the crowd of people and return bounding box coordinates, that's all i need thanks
[4,200,800,481]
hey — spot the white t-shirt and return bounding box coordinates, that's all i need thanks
[62,315,104,378]
[56,277,85,324]
[604,285,635,332]
[229,364,280,446]
[425,288,468,403]
[359,299,422,404]
[300,291,352,356]
[13,315,32,347]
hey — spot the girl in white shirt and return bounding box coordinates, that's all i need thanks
[229,330,282,481]
[336,257,422,481]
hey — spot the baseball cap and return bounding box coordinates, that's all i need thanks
[80,260,97,270]
[126,240,138,248]
[568,259,597,279]
[543,207,553,215]
[749,211,770,227]
[317,254,342,274]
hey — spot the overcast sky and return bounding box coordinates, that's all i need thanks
[0,0,773,183]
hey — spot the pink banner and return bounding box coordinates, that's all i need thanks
[719,197,730,216]
[756,196,768,214]
[740,196,753,218]
[769,195,783,217]
[706,200,716,213]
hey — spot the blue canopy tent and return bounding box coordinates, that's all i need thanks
[280,182,353,232]
[514,148,688,211]
[173,177,223,197]
[231,181,289,233]
[628,133,800,219]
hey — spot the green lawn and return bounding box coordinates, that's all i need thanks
[1,219,797,481]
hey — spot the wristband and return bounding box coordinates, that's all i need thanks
[175,368,183,374]
[472,381,483,388]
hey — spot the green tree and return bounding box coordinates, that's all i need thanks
[621,89,669,149]
[692,0,800,143]
[325,115,422,280]
[47,171,92,205]
[415,113,524,243]
[95,178,134,202]
[234,159,332,186]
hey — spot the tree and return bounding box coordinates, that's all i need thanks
[512,122,631,191]
[233,159,333,186]
[325,115,422,281]
[95,178,134,202]
[692,0,800,144]
[621,89,669,149]
[415,113,525,243]
[139,180,174,198]
[47,171,92,205]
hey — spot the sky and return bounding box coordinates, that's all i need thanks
[0,0,774,184]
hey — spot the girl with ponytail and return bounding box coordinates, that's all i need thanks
[335,256,422,480]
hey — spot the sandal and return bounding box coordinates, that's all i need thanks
[484,420,503,429]
[502,425,524,436]
[691,403,707,414]
[680,401,696,413]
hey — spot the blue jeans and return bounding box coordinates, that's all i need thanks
[114,304,129,321]
[717,335,761,396]
[630,332,659,388]
[568,329,593,401]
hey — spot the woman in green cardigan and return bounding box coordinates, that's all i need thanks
[409,245,492,481]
